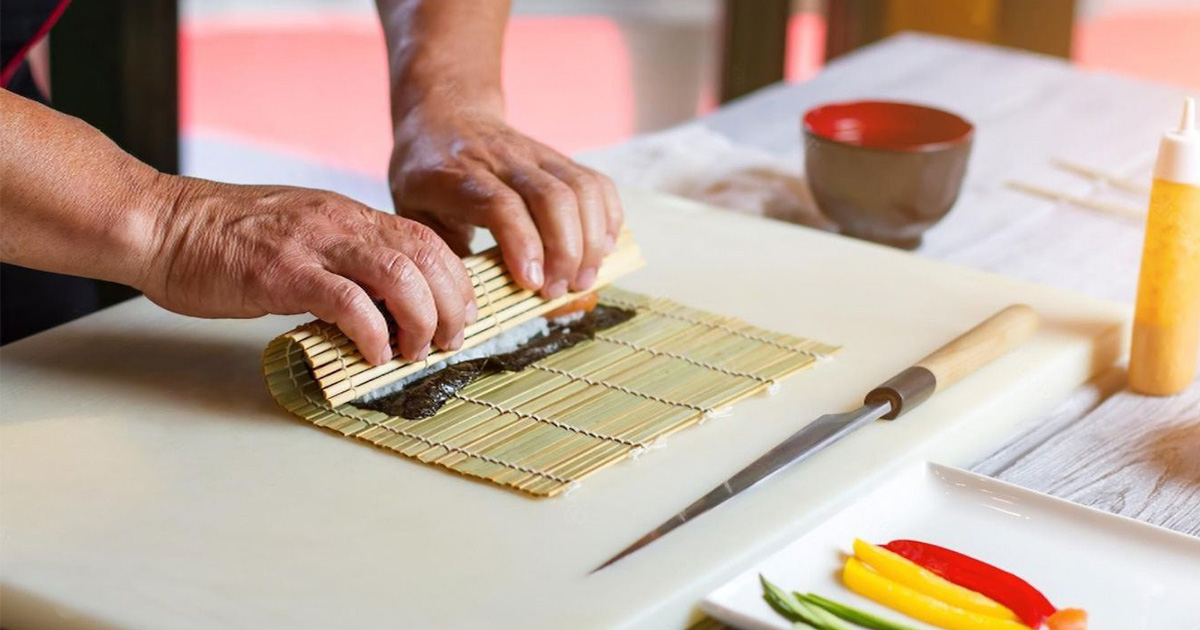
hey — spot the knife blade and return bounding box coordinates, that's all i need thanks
[591,304,1039,573]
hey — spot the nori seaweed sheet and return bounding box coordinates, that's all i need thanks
[354,304,636,420]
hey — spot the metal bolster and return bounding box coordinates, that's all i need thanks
[863,366,937,420]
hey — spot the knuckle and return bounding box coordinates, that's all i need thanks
[420,308,439,334]
[327,279,362,315]
[591,169,618,193]
[596,171,622,202]
[538,180,576,208]
[443,295,467,323]
[568,170,602,196]
[407,244,440,274]
[407,307,437,338]
[391,216,438,243]
[610,200,625,222]
[451,167,496,198]
[381,251,419,288]
[583,230,607,254]
[483,189,526,222]
[548,238,584,266]
[489,144,524,165]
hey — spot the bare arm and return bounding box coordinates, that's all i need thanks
[378,0,508,118]
[0,88,170,287]
[0,88,474,364]
[377,0,624,298]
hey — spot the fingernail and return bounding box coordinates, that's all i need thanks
[377,345,393,365]
[465,300,478,324]
[526,260,544,289]
[545,279,568,299]
[605,233,617,253]
[449,330,465,350]
[574,266,598,289]
[418,343,431,361]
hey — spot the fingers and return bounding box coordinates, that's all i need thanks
[469,170,547,293]
[376,217,476,347]
[592,168,624,251]
[326,245,436,362]
[392,138,624,298]
[540,161,610,291]
[505,167,583,298]
[327,239,464,362]
[296,269,393,366]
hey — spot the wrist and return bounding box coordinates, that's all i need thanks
[115,171,189,293]
[390,53,504,121]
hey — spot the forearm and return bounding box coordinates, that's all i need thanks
[0,88,174,289]
[1,91,472,362]
[376,0,510,119]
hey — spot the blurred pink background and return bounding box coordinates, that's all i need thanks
[179,3,1200,180]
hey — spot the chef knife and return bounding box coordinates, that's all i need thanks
[592,304,1039,573]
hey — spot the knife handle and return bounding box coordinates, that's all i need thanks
[864,304,1039,419]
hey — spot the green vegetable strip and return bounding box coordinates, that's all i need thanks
[799,592,925,630]
[758,576,846,630]
[794,597,853,630]
[761,575,811,624]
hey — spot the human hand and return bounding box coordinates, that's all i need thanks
[387,99,623,299]
[137,178,476,365]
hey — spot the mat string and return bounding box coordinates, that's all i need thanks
[334,340,359,400]
[454,392,650,448]
[592,333,777,386]
[532,364,712,414]
[629,435,669,459]
[600,296,832,361]
[467,264,502,336]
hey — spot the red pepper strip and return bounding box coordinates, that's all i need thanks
[883,540,1056,628]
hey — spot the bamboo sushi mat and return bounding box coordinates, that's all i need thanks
[267,230,647,409]
[262,235,838,496]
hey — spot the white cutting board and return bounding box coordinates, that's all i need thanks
[0,189,1128,630]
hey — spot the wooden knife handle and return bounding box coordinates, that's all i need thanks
[864,304,1039,419]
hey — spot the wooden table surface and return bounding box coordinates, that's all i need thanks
[585,33,1200,540]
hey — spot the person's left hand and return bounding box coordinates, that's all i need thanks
[386,97,623,299]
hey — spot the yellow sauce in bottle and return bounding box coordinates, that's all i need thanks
[1129,180,1200,395]
[1129,98,1200,396]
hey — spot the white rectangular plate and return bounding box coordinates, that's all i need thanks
[703,462,1200,630]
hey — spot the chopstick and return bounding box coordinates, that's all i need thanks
[1005,180,1146,220]
[1051,159,1151,196]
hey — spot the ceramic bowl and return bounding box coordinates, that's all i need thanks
[803,101,974,249]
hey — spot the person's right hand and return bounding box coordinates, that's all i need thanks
[136,178,476,366]
[387,98,623,300]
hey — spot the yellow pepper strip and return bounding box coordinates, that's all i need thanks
[843,557,1033,630]
[853,539,1018,621]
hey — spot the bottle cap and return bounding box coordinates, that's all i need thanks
[1154,97,1199,186]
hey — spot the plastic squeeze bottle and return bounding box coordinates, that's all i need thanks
[1129,97,1200,395]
